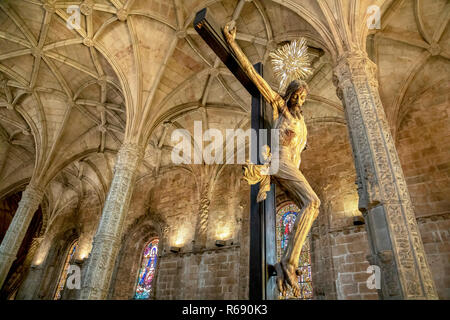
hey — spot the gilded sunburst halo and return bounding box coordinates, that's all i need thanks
[269,38,313,93]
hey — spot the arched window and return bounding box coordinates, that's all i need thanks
[276,203,313,299]
[134,238,159,299]
[54,240,78,300]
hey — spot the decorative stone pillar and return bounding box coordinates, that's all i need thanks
[0,184,44,289]
[80,142,144,299]
[333,50,438,299]
[193,183,211,250]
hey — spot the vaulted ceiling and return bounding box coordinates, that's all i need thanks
[0,0,448,228]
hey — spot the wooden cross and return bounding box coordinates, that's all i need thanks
[194,8,277,300]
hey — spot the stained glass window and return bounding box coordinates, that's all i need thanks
[54,240,78,300]
[134,238,159,299]
[276,203,313,299]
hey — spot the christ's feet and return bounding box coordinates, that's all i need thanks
[274,258,300,297]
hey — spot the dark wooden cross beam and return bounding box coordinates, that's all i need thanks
[193,8,259,97]
[194,8,277,300]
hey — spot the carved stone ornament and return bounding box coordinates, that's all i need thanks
[80,0,94,16]
[116,8,128,22]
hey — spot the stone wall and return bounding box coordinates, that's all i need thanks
[155,246,241,300]
[108,216,160,300]
[396,81,450,217]
[330,226,377,300]
[299,122,376,299]
[396,81,450,299]
[310,202,337,300]
[417,215,450,299]
[301,122,361,228]
[108,165,250,300]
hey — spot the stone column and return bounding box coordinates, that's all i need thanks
[193,183,211,250]
[333,50,438,299]
[0,184,44,289]
[80,142,144,299]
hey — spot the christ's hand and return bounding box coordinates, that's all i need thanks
[223,21,237,43]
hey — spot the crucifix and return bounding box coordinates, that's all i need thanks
[194,8,277,300]
[194,7,320,300]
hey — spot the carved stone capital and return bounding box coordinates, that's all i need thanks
[334,50,378,91]
[115,142,144,173]
[94,233,121,245]
[20,184,45,209]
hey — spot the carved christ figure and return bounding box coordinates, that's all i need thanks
[223,23,321,297]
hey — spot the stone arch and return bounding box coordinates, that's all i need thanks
[109,213,165,300]
[394,79,450,299]
[16,227,79,300]
[396,80,450,217]
[43,227,79,300]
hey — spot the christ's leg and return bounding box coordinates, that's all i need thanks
[274,171,320,297]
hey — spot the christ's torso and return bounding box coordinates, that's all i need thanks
[274,113,307,168]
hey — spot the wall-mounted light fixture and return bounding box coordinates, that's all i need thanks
[216,224,233,242]
[353,216,365,226]
[173,227,187,247]
[74,257,86,266]
[215,240,226,247]
[78,248,89,261]
[170,246,181,253]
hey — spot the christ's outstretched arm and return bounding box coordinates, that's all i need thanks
[223,22,293,122]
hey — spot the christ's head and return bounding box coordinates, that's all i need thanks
[284,80,308,112]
